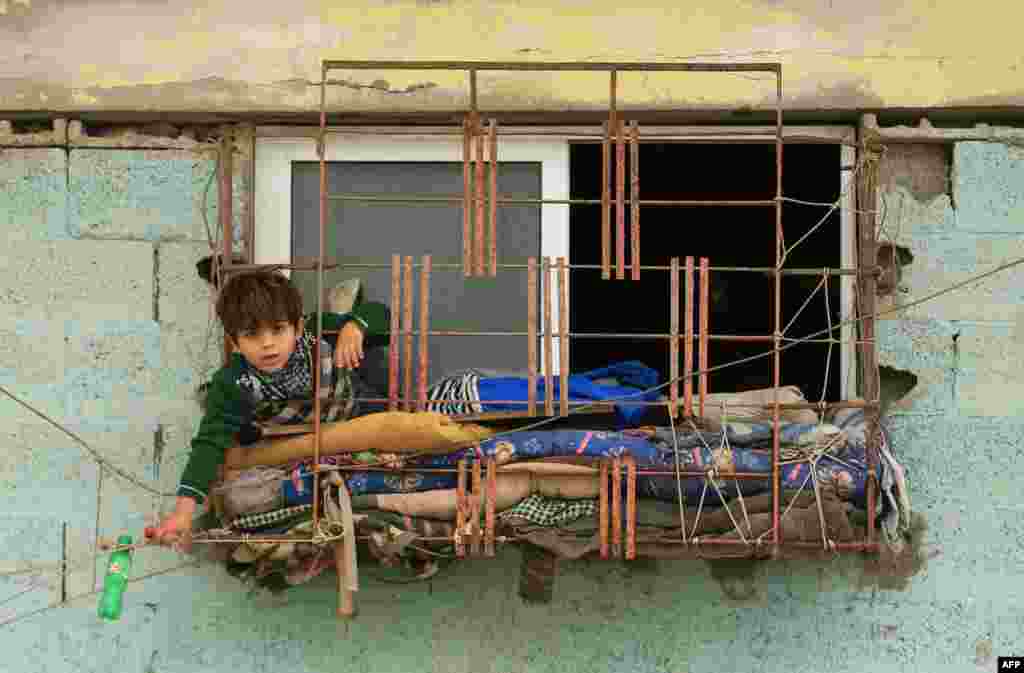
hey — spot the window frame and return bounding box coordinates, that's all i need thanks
[254,125,858,399]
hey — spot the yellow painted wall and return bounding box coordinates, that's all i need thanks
[0,0,1021,113]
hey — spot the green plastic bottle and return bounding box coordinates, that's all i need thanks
[97,534,133,621]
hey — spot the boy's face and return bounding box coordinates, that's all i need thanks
[231,320,301,372]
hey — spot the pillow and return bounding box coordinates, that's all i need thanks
[328,278,361,314]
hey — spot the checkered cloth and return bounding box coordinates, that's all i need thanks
[230,505,312,531]
[498,494,597,527]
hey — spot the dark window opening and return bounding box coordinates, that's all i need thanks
[569,142,843,403]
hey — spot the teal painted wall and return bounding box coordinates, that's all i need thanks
[0,135,1021,672]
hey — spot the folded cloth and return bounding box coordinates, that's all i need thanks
[426,361,661,426]
[224,411,495,470]
[498,494,597,527]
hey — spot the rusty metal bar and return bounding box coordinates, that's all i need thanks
[612,456,622,558]
[402,255,414,411]
[670,257,680,418]
[772,71,785,553]
[471,459,483,556]
[268,396,876,414]
[232,259,868,275]
[327,194,776,207]
[699,257,709,418]
[417,255,431,411]
[489,119,498,277]
[323,60,781,73]
[630,121,640,281]
[312,95,327,535]
[858,118,882,548]
[558,257,569,417]
[626,456,637,560]
[456,459,467,558]
[527,257,538,417]
[388,254,401,411]
[601,121,611,279]
[599,461,609,559]
[462,117,472,277]
[615,120,626,280]
[543,257,554,416]
[684,256,694,417]
[318,329,857,344]
[474,117,486,277]
[219,133,234,365]
[485,457,497,556]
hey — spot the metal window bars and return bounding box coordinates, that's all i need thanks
[210,60,883,617]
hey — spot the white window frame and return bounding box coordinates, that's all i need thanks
[255,133,570,372]
[255,126,857,398]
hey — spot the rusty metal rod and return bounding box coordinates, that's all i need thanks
[320,329,859,343]
[417,255,431,411]
[322,60,782,73]
[475,116,486,277]
[471,460,483,555]
[684,257,694,417]
[601,121,611,279]
[527,257,538,416]
[599,461,609,558]
[462,117,472,277]
[485,457,497,556]
[402,256,414,412]
[699,257,709,418]
[456,459,467,557]
[262,395,876,411]
[630,120,640,281]
[558,257,569,417]
[389,254,401,411]
[772,70,785,552]
[626,457,637,560]
[616,119,626,280]
[227,260,873,276]
[612,456,622,558]
[489,119,498,277]
[543,257,553,417]
[326,194,777,207]
[670,257,680,419]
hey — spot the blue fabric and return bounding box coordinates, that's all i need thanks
[476,360,661,426]
[280,415,886,511]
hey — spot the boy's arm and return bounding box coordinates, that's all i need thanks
[176,367,248,506]
[306,302,391,347]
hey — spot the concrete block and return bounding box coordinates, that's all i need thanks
[0,319,65,385]
[157,322,223,405]
[879,319,1024,415]
[0,516,65,621]
[0,240,55,321]
[0,148,70,241]
[68,149,247,244]
[889,233,1024,321]
[954,141,1024,233]
[49,239,153,321]
[157,242,218,329]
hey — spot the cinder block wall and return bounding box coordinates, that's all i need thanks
[0,129,1021,672]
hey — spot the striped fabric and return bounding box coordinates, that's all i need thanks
[425,371,482,416]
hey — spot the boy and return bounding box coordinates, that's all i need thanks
[151,270,390,549]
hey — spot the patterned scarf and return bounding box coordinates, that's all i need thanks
[237,328,355,426]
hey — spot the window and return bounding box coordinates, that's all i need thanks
[255,126,857,400]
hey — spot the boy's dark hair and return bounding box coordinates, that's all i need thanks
[216,270,303,339]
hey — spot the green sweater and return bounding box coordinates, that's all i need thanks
[176,302,391,505]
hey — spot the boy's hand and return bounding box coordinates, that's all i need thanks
[151,498,196,552]
[335,322,365,369]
